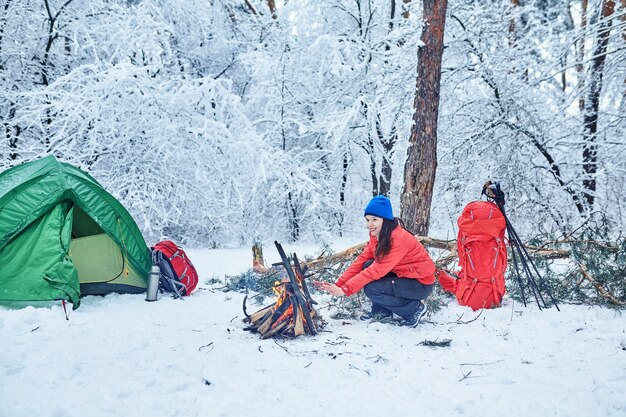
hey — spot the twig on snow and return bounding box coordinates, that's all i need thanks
[459,359,505,366]
[458,369,475,382]
[273,339,296,356]
[198,342,214,352]
[366,355,389,364]
[349,364,371,376]
[447,309,484,325]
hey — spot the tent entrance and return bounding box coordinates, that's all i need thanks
[68,206,146,296]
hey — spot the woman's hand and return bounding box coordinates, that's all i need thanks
[313,281,345,297]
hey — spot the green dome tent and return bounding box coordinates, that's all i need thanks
[0,156,151,309]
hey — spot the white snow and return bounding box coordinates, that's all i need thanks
[1,241,625,417]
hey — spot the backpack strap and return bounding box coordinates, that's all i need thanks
[162,278,186,299]
[490,276,501,308]
[459,278,479,305]
[153,249,185,299]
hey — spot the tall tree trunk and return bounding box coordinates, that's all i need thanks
[577,0,589,112]
[619,0,626,108]
[368,132,379,197]
[508,0,520,48]
[0,0,12,70]
[279,66,299,240]
[582,0,615,211]
[40,0,76,150]
[6,102,20,161]
[371,0,402,198]
[42,0,75,86]
[400,0,447,235]
[267,0,277,19]
[1,0,19,161]
[376,113,397,197]
[244,0,258,15]
[378,139,394,197]
[402,0,411,19]
[337,151,349,233]
[508,0,528,81]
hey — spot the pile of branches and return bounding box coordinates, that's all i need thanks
[519,228,625,307]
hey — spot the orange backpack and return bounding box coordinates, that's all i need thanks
[438,201,507,310]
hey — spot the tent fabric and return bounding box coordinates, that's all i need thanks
[69,233,146,292]
[0,156,150,308]
[0,201,80,305]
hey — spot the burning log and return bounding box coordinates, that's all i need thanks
[244,241,324,339]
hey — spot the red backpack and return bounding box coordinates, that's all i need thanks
[437,201,507,310]
[152,240,199,296]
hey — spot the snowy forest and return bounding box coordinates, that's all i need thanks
[1,0,625,247]
[2,4,626,416]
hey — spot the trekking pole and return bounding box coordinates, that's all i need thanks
[503,219,560,311]
[495,196,550,309]
[505,220,547,309]
[482,181,560,311]
[498,200,545,309]
[507,234,528,307]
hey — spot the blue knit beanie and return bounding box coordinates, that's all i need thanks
[364,196,394,220]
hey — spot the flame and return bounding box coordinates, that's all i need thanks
[272,281,283,297]
[267,279,297,330]
[271,305,294,329]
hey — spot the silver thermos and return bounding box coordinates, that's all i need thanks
[146,262,160,302]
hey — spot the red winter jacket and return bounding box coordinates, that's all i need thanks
[335,226,436,296]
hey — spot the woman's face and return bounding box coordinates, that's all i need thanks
[365,215,384,237]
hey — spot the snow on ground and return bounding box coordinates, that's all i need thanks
[1,240,625,417]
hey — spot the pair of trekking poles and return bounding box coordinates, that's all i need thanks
[482,181,560,311]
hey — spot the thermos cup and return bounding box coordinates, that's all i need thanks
[146,263,160,301]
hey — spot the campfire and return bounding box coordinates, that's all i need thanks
[243,241,323,339]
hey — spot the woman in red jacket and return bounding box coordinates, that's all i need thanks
[315,195,435,327]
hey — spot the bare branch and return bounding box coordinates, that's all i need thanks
[578,263,626,305]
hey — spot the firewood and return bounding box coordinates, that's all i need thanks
[293,306,305,336]
[275,241,317,335]
[248,305,273,323]
[301,308,316,334]
[256,298,292,334]
[255,312,275,335]
[262,300,296,338]
[255,306,280,333]
[261,319,290,339]
[243,242,324,339]
[250,309,273,327]
[293,254,316,304]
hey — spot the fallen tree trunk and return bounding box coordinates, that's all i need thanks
[302,235,570,270]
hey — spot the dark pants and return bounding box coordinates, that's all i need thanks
[362,260,433,320]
